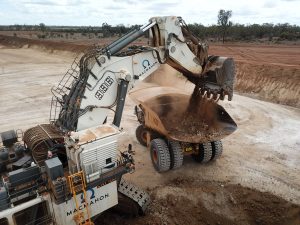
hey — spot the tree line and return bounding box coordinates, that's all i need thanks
[1,16,299,42]
[188,22,300,41]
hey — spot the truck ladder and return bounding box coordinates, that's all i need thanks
[68,171,93,225]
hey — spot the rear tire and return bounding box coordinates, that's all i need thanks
[150,139,171,172]
[211,140,223,160]
[192,142,213,163]
[169,141,183,169]
[135,125,147,147]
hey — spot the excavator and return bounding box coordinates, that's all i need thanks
[0,16,235,225]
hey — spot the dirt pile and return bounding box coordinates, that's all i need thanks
[96,178,300,225]
[209,44,300,108]
[235,61,300,107]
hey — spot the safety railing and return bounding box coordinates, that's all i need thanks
[49,55,81,123]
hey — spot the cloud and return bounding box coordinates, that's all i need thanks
[22,1,59,5]
[113,0,140,4]
[2,0,300,25]
[103,5,125,10]
[21,0,86,6]
[147,2,180,11]
[263,1,277,8]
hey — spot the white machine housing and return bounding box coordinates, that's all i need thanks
[65,124,121,182]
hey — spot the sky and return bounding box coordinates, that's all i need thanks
[0,0,300,26]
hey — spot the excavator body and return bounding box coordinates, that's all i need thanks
[0,16,236,224]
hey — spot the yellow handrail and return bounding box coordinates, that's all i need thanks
[68,171,93,225]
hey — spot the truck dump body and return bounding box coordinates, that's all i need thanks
[131,86,237,143]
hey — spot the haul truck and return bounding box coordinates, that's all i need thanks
[132,83,237,172]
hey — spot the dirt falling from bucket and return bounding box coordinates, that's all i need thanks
[167,84,221,142]
[151,90,222,143]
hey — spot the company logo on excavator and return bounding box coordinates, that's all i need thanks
[66,193,110,216]
[142,59,150,69]
[138,59,158,77]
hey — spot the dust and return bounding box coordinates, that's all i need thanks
[144,65,183,88]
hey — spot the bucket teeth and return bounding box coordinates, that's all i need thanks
[196,87,230,102]
[194,84,233,102]
[215,94,220,102]
[206,91,211,99]
[219,91,225,101]
[213,93,218,101]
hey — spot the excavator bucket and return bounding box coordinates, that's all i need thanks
[183,56,235,101]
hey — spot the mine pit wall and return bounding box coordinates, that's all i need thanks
[235,62,300,108]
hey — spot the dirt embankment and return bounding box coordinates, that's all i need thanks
[210,44,300,108]
[97,178,300,225]
[235,62,300,107]
[0,34,87,53]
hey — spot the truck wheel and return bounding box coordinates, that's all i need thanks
[150,139,171,172]
[169,141,183,169]
[135,125,147,147]
[192,142,213,163]
[211,140,223,160]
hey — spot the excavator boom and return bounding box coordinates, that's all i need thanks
[50,16,235,132]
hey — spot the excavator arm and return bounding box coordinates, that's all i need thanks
[50,16,235,132]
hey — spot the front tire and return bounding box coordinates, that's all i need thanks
[150,138,171,172]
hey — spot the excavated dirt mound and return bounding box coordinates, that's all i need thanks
[96,178,300,225]
[0,34,87,53]
[209,44,300,108]
[235,61,300,107]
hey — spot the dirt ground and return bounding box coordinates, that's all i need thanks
[0,42,300,225]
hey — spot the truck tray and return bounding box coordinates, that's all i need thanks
[130,86,237,143]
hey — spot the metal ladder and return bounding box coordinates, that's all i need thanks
[49,56,80,123]
[68,171,93,225]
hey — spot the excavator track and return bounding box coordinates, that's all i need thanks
[118,178,150,215]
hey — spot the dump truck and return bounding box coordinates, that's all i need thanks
[132,63,237,172]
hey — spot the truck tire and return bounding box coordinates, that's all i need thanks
[169,141,183,169]
[150,139,171,172]
[192,142,213,163]
[135,125,147,147]
[211,140,223,160]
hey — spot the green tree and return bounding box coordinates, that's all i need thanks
[102,22,112,37]
[217,9,232,43]
[39,23,46,32]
